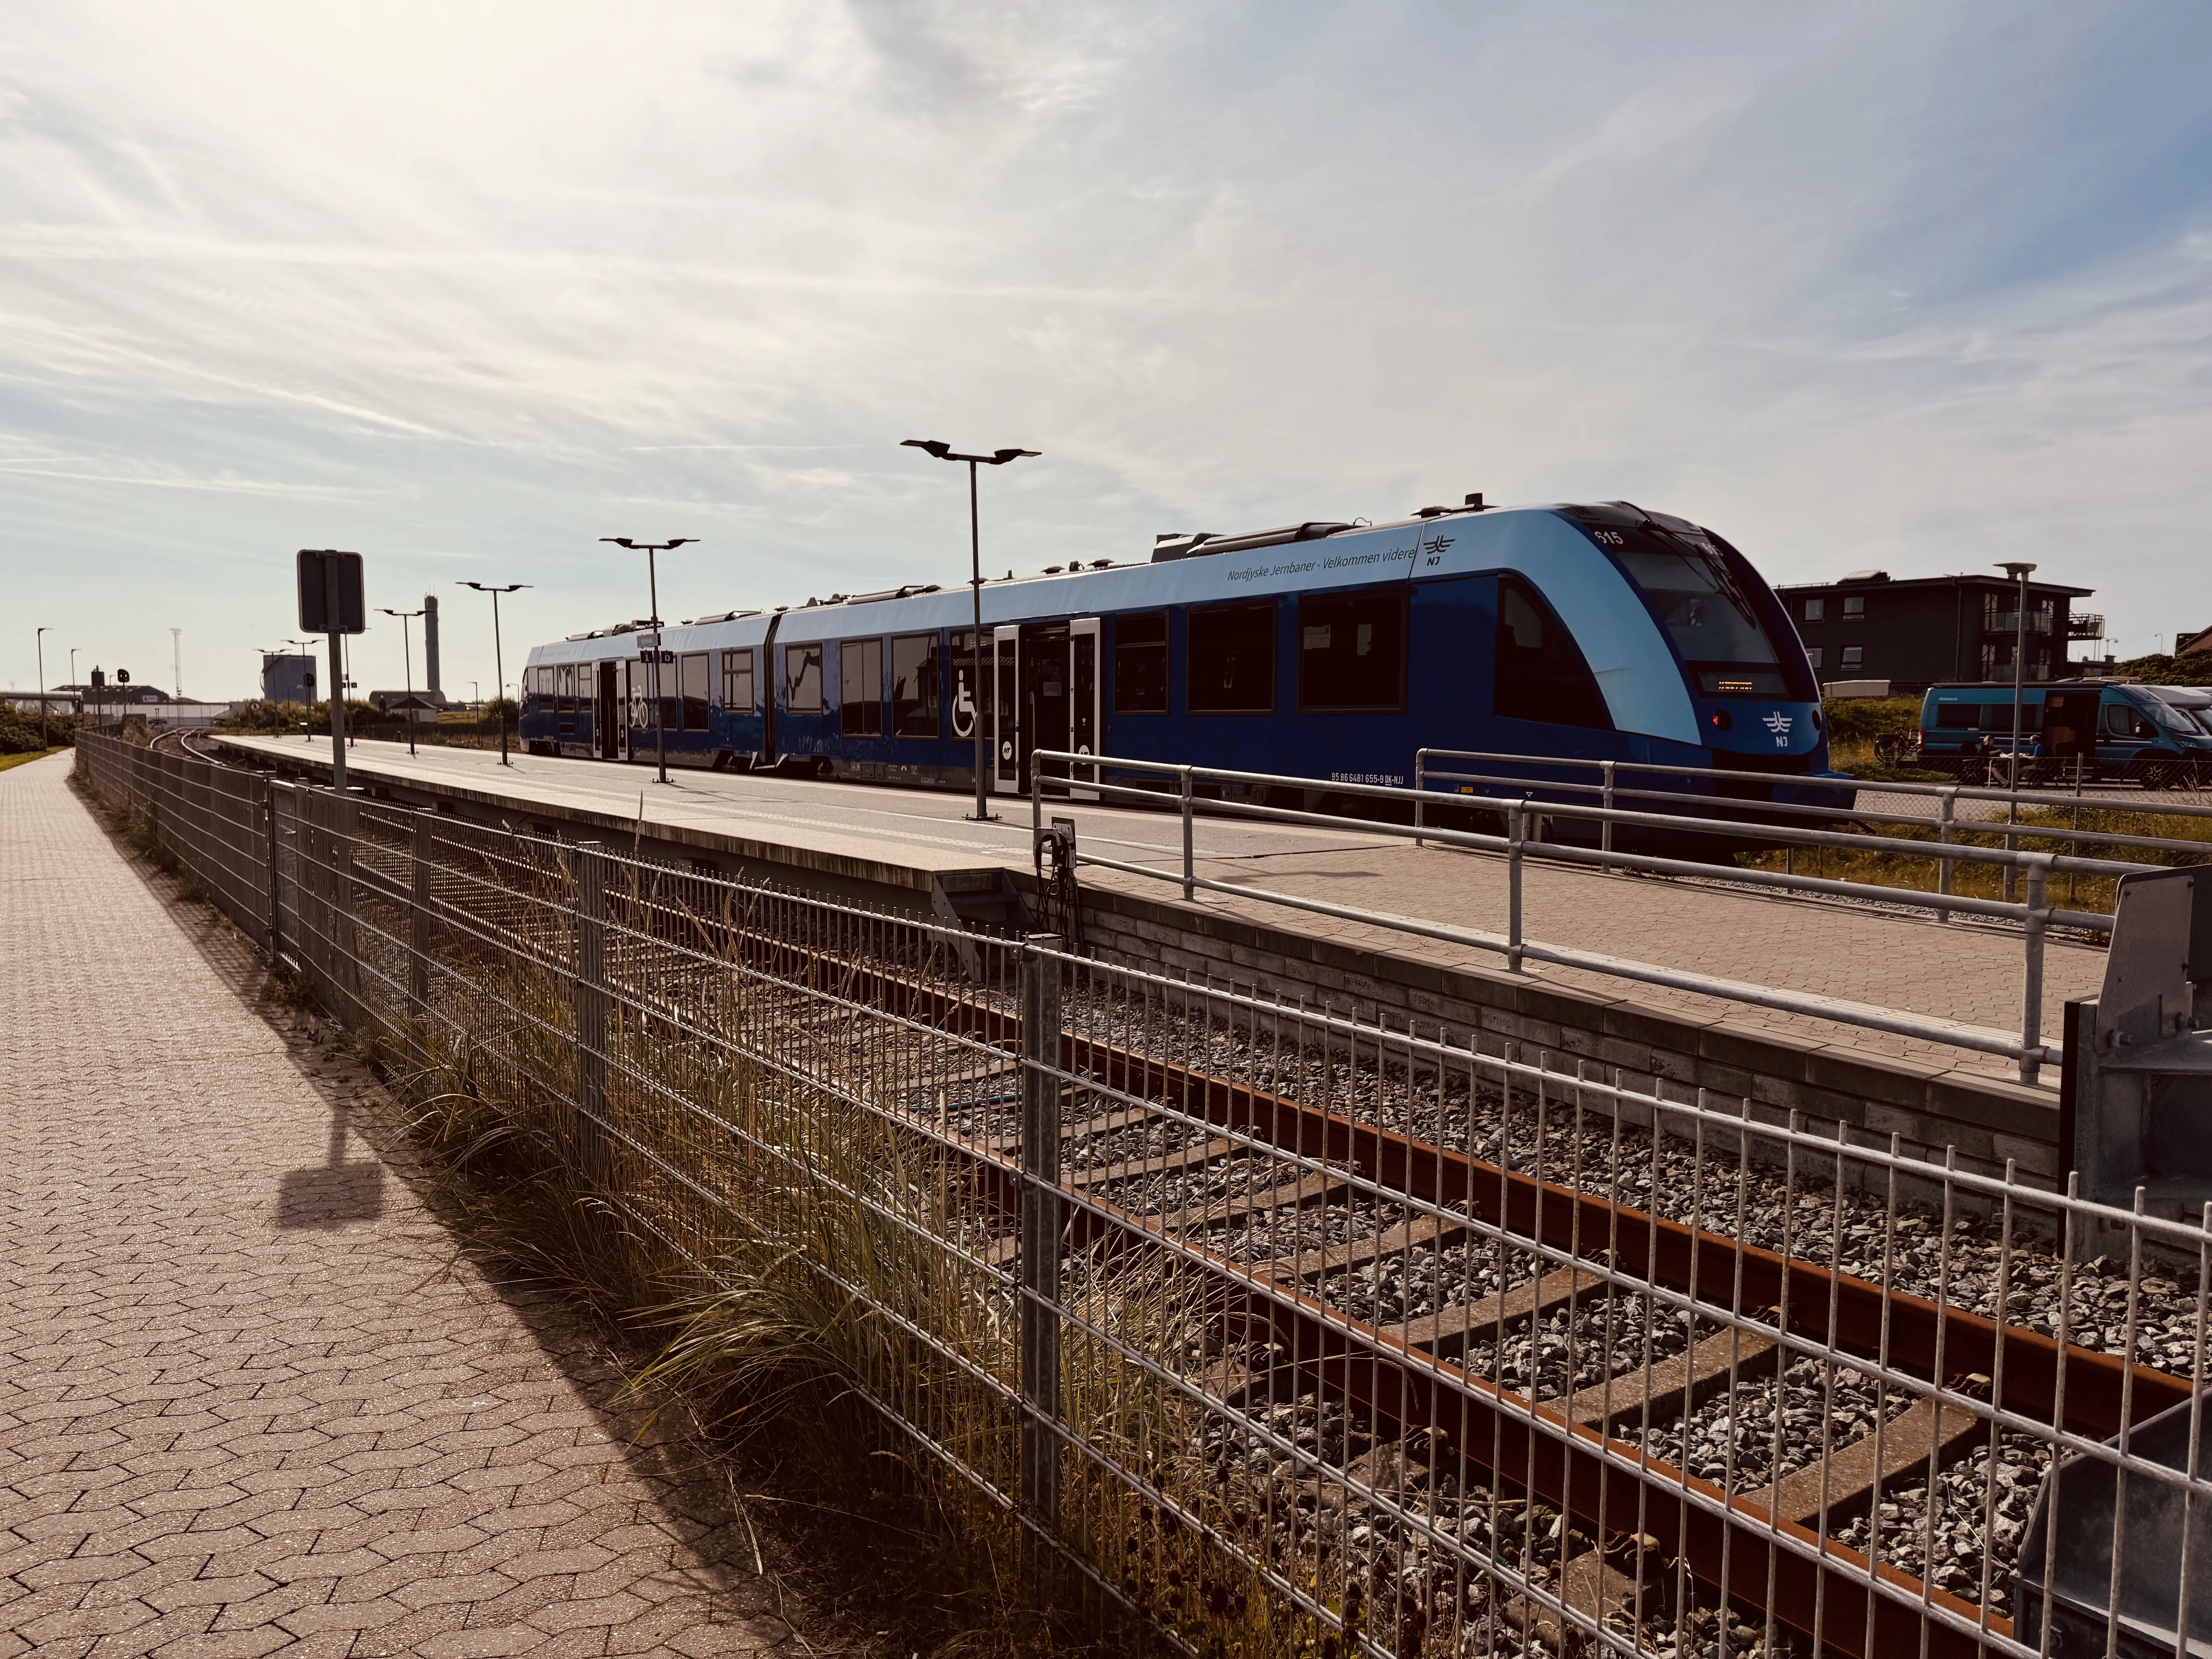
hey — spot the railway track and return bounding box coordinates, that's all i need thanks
[538,877,2186,1658]
[165,757,2193,1657]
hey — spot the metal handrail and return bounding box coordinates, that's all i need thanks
[1030,749,2143,1085]
[1412,762,2212,860]
[1413,744,2212,823]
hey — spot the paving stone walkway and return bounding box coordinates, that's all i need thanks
[1,752,803,1657]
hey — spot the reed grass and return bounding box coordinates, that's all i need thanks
[72,749,1493,1657]
[325,842,1332,1659]
[1736,795,2212,916]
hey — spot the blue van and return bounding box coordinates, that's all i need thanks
[1918,681,2212,788]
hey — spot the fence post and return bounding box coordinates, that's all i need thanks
[264,783,285,963]
[1180,767,1195,903]
[1936,787,1957,924]
[2020,855,2049,1087]
[573,842,611,1185]
[1018,933,1064,1553]
[331,792,358,1024]
[409,810,434,1018]
[1600,760,1615,873]
[1507,801,1526,974]
[1414,749,1426,847]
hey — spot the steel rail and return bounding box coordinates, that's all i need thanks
[606,908,2194,1656]
[93,739,2195,1658]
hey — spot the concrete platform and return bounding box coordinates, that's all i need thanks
[213,736,2100,1173]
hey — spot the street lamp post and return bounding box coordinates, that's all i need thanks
[35,627,49,749]
[599,539,693,787]
[459,582,530,766]
[1997,562,2038,795]
[1997,561,2037,903]
[378,607,426,758]
[900,441,1040,822]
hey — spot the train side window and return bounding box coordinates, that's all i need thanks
[720,648,754,714]
[840,637,883,737]
[1186,602,1275,714]
[785,644,823,713]
[890,634,939,738]
[1113,613,1168,714]
[1298,589,1406,713]
[1493,578,1611,730]
[1934,704,1976,728]
[556,663,575,715]
[679,652,710,732]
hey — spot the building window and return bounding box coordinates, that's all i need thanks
[1185,602,1275,714]
[785,644,823,713]
[890,634,939,737]
[1840,645,1863,670]
[1803,598,1825,623]
[1805,647,1823,670]
[840,637,883,737]
[680,652,709,732]
[1842,595,1865,618]
[1494,577,1612,730]
[720,648,754,714]
[1297,589,1407,713]
[1112,613,1168,714]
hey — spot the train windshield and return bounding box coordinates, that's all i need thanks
[1607,527,1792,696]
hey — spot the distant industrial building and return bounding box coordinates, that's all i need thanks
[1774,570,2101,696]
[424,593,441,694]
[262,653,317,706]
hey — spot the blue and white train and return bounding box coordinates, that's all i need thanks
[519,498,1847,821]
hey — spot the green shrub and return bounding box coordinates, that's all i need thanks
[2112,652,2212,687]
[1822,694,1922,746]
[0,704,72,755]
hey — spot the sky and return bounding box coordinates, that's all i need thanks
[3,1,2209,701]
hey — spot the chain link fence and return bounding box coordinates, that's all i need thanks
[73,731,2212,1659]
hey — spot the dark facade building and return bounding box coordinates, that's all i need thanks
[261,653,317,706]
[1774,570,2100,695]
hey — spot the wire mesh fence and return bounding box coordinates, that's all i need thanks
[72,731,2212,1659]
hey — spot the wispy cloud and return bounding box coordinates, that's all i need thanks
[2,0,2208,694]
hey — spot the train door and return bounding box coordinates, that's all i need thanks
[597,662,619,759]
[1068,617,1099,799]
[624,659,647,761]
[1022,622,1072,795]
[993,625,1020,795]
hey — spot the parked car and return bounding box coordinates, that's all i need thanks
[1917,681,2212,788]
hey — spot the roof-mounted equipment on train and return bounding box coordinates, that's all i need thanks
[1150,521,1353,563]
